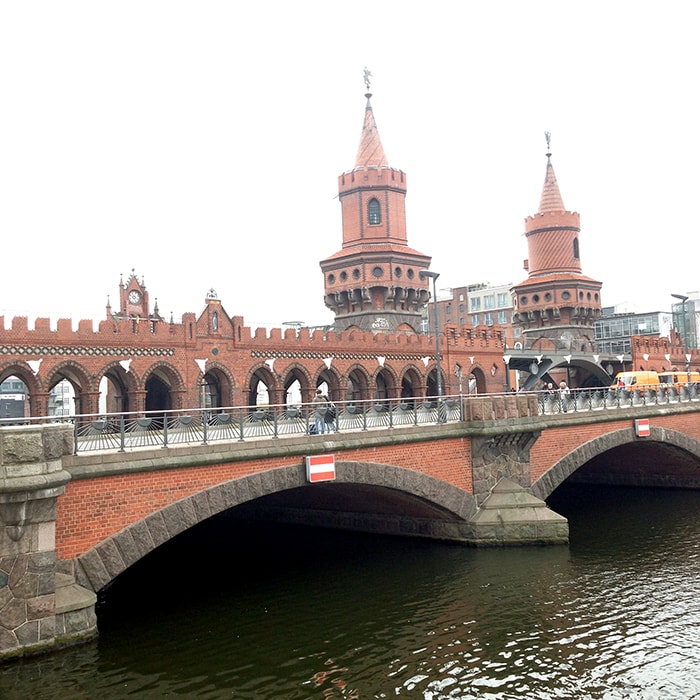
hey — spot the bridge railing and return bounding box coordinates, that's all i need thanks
[2,384,698,454]
[535,383,699,415]
[0,395,469,454]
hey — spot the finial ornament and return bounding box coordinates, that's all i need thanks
[363,67,372,92]
[544,131,552,154]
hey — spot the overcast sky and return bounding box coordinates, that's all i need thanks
[1,2,698,330]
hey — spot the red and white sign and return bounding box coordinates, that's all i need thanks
[635,419,650,437]
[306,454,336,483]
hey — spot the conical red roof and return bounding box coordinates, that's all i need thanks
[354,94,388,169]
[538,156,566,212]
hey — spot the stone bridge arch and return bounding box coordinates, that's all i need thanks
[74,461,477,594]
[532,426,700,500]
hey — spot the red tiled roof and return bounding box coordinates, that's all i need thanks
[538,157,566,212]
[354,95,388,169]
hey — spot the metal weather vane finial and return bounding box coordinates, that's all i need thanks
[363,67,373,92]
[544,131,552,153]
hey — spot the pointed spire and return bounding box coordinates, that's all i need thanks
[354,69,388,169]
[538,132,565,212]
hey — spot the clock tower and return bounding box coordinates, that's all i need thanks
[108,270,163,321]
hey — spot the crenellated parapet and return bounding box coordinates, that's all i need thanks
[630,333,700,372]
[524,208,580,234]
[1,298,514,417]
[338,164,407,193]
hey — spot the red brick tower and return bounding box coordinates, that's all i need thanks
[512,136,602,351]
[320,74,431,332]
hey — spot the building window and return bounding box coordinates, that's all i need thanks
[483,294,495,310]
[472,314,480,326]
[484,312,493,326]
[497,292,509,307]
[470,297,481,311]
[573,238,580,258]
[368,198,381,225]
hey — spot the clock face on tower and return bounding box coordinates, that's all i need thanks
[128,290,141,304]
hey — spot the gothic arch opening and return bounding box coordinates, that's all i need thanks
[201,366,234,411]
[283,372,304,406]
[143,364,183,415]
[248,366,277,407]
[469,366,487,394]
[374,368,396,403]
[315,368,340,403]
[426,365,446,398]
[101,364,137,415]
[0,372,29,420]
[145,374,171,413]
[346,367,370,404]
[368,197,381,225]
[47,363,93,415]
[400,367,422,404]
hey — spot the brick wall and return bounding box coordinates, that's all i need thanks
[56,436,473,560]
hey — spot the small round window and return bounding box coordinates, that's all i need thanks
[372,266,383,278]
[352,268,361,279]
[340,271,347,281]
[394,266,402,278]
[327,274,335,285]
[520,296,528,305]
[562,291,571,300]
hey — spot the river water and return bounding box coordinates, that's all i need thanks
[1,484,699,699]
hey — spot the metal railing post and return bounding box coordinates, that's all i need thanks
[119,414,126,452]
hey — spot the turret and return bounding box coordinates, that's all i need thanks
[320,71,431,333]
[512,134,602,351]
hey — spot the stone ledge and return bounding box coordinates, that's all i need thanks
[55,573,97,614]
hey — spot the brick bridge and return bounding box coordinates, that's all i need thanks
[2,394,700,661]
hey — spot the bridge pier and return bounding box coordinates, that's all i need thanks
[468,431,569,545]
[0,424,97,662]
[466,478,569,545]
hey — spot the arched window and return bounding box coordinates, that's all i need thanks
[212,311,218,331]
[368,198,381,225]
[573,238,580,259]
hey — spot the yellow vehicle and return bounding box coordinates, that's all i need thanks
[658,371,700,391]
[610,371,660,392]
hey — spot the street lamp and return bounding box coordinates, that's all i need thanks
[419,270,443,413]
[671,293,691,385]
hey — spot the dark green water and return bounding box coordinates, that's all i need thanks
[1,485,699,699]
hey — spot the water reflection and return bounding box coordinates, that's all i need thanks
[0,486,698,699]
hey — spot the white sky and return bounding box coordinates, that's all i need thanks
[1,2,698,329]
